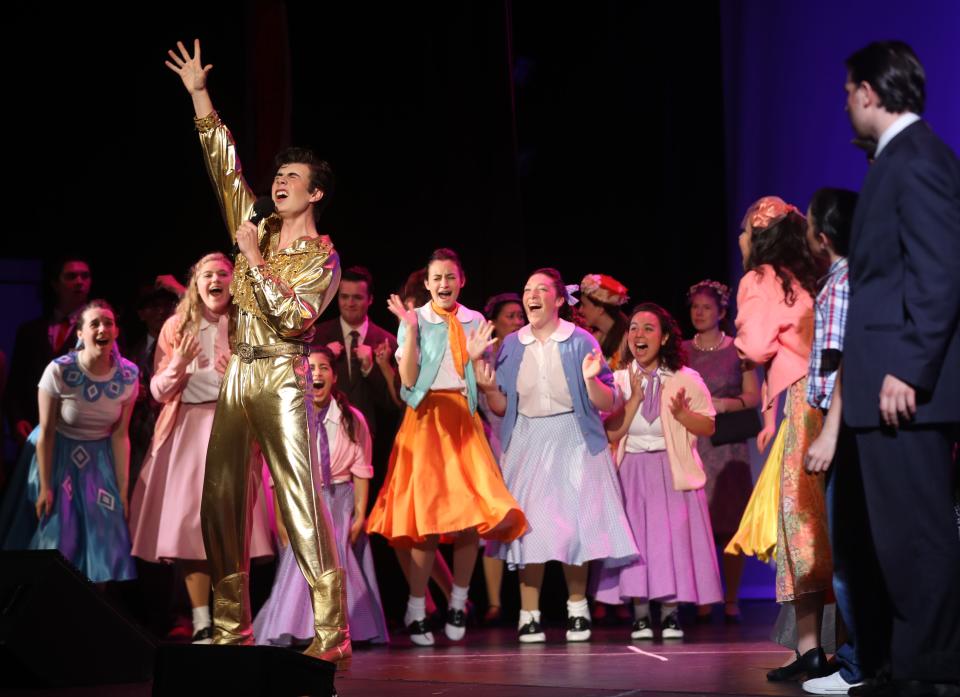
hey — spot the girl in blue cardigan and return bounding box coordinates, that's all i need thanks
[480,268,638,643]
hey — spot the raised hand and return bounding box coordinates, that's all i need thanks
[174,332,202,365]
[582,349,603,380]
[373,340,392,368]
[386,294,418,330]
[474,359,498,392]
[356,343,374,372]
[466,321,497,361]
[668,387,691,418]
[165,39,213,95]
[627,366,645,404]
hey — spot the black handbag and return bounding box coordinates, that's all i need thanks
[710,408,762,445]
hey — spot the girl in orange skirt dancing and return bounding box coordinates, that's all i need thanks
[367,248,526,646]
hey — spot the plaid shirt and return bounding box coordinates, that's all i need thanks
[807,257,849,410]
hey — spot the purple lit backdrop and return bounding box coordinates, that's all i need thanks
[719,0,959,598]
[720,0,960,278]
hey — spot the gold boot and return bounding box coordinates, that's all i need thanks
[302,567,352,670]
[212,572,254,645]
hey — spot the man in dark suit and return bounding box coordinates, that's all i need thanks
[5,257,92,444]
[841,41,960,697]
[311,266,399,439]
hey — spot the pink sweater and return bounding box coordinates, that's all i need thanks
[734,266,814,410]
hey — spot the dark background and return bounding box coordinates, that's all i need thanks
[4,1,727,341]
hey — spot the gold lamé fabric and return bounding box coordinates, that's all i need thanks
[195,112,349,660]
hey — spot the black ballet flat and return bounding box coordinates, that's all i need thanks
[766,647,829,682]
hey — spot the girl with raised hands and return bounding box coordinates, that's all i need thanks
[480,268,638,644]
[367,248,526,646]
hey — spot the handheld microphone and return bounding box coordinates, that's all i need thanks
[231,196,277,260]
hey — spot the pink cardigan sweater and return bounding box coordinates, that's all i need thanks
[734,266,814,410]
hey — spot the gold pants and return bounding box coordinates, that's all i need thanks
[200,353,350,662]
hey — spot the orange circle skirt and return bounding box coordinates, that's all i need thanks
[367,390,527,546]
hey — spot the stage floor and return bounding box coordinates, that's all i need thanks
[337,601,801,697]
[3,601,814,697]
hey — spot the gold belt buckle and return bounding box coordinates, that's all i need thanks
[236,342,255,363]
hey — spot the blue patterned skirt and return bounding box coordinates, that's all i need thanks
[27,429,136,583]
[486,412,639,569]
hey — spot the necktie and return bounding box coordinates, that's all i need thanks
[317,403,332,488]
[430,302,467,378]
[348,330,360,379]
[636,363,662,423]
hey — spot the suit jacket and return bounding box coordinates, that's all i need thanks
[843,120,960,427]
[4,316,76,432]
[311,317,399,435]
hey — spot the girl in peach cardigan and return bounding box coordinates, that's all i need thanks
[593,303,722,641]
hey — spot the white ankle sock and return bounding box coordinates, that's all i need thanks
[405,595,427,625]
[449,584,470,612]
[633,600,650,620]
[566,597,590,619]
[192,605,211,631]
[518,609,541,627]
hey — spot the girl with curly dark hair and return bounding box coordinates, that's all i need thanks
[729,196,831,683]
[594,303,722,641]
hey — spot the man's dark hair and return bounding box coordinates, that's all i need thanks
[809,188,859,258]
[845,41,925,114]
[341,266,373,296]
[274,147,335,219]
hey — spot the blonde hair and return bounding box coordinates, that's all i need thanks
[175,252,233,341]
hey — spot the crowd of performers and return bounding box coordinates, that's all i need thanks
[0,38,958,697]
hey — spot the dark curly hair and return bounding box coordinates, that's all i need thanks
[629,303,687,372]
[745,210,819,305]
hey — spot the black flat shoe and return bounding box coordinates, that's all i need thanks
[766,647,829,682]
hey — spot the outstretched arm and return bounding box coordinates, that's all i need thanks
[165,39,255,242]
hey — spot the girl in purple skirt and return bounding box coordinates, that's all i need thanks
[594,303,722,640]
[254,347,389,645]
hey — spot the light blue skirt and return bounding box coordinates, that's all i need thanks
[486,413,639,569]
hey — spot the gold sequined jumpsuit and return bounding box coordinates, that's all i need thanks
[194,112,350,665]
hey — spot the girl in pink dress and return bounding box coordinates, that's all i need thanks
[129,252,273,643]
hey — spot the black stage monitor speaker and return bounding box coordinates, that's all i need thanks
[153,644,336,697]
[0,550,157,688]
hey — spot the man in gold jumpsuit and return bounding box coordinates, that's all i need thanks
[166,39,350,667]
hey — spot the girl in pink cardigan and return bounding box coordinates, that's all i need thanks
[727,196,831,683]
[594,303,722,641]
[129,252,273,643]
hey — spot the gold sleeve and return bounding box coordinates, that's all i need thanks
[247,243,341,339]
[195,111,256,243]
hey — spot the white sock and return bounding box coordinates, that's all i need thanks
[633,600,650,620]
[662,602,679,619]
[192,605,211,631]
[449,584,470,612]
[518,609,541,627]
[566,597,590,619]
[405,595,427,625]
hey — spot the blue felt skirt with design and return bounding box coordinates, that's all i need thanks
[486,412,640,569]
[27,429,136,583]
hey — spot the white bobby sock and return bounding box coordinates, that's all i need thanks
[566,597,590,619]
[449,584,470,612]
[405,595,427,625]
[192,605,211,631]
